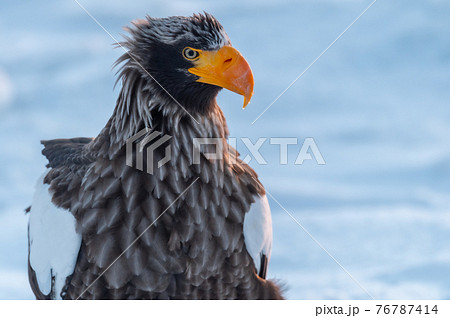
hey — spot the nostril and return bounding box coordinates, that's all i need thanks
[223,58,233,67]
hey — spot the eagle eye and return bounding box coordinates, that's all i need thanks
[183,47,200,60]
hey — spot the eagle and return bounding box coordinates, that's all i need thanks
[27,13,283,300]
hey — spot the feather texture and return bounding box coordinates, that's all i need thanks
[28,12,282,300]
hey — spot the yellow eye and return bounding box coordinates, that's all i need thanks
[183,47,200,60]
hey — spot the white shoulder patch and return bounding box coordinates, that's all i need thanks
[28,170,82,299]
[243,194,273,276]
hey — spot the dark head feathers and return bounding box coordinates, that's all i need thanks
[120,12,230,51]
[112,12,231,119]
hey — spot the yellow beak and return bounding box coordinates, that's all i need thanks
[188,46,254,109]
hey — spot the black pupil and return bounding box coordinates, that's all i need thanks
[186,49,197,59]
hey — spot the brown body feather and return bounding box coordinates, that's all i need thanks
[33,103,283,299]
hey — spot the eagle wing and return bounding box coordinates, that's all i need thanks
[243,194,273,279]
[28,138,94,299]
[28,170,82,299]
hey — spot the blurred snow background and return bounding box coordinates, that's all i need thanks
[1,0,449,299]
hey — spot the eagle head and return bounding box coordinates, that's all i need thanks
[118,12,254,114]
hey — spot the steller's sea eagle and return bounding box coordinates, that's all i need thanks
[27,12,283,299]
